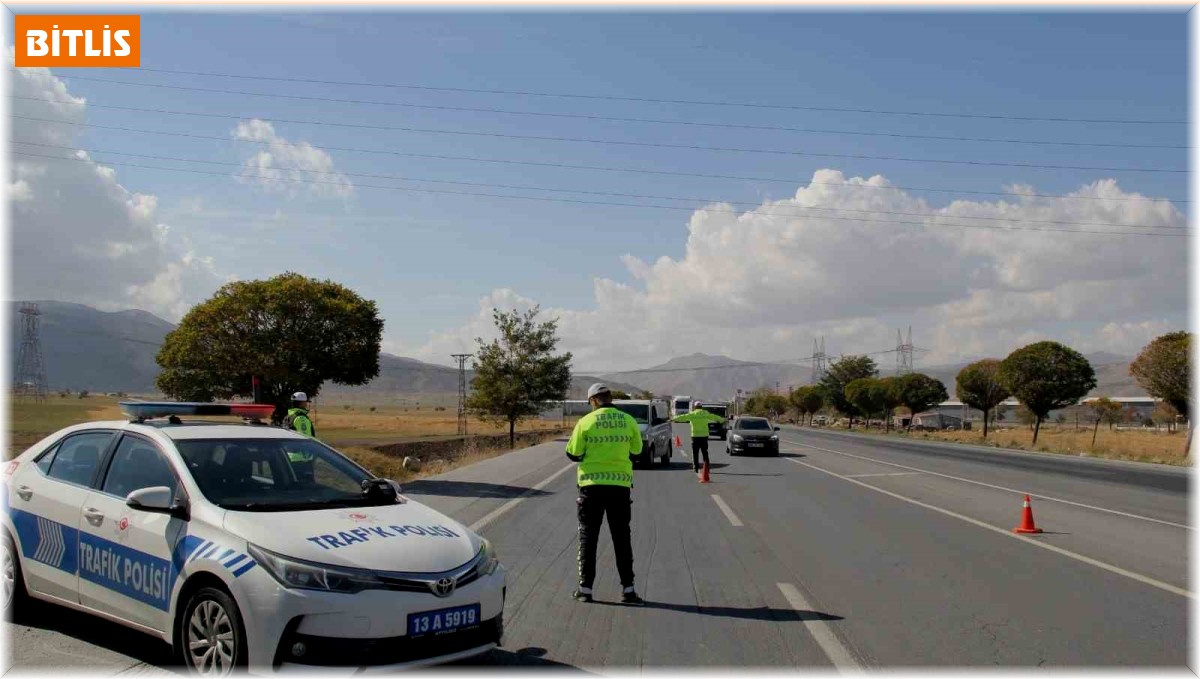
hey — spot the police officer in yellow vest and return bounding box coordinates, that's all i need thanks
[565,383,644,605]
[284,391,317,482]
[673,400,726,473]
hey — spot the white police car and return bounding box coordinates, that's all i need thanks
[2,402,505,674]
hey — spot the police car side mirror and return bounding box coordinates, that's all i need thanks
[127,486,190,520]
[774,426,781,431]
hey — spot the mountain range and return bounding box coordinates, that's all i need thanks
[7,301,639,400]
[9,301,1146,401]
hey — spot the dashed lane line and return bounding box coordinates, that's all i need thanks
[844,471,923,479]
[785,456,1192,600]
[776,583,864,673]
[710,494,744,526]
[781,437,1192,531]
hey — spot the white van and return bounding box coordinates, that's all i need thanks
[671,397,692,418]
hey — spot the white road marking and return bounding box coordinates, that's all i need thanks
[782,437,1192,531]
[845,471,923,479]
[469,463,574,533]
[776,583,863,672]
[786,457,1193,600]
[710,494,744,527]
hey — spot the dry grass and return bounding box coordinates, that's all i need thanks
[842,423,1189,466]
[338,431,565,484]
[7,395,124,458]
[311,404,573,446]
[8,394,570,500]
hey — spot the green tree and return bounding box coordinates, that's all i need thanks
[818,355,878,426]
[999,341,1096,446]
[155,272,383,421]
[845,378,884,429]
[1130,331,1192,459]
[1015,404,1037,430]
[955,359,1011,439]
[1153,401,1180,433]
[877,376,903,433]
[466,306,572,448]
[636,390,655,400]
[745,388,789,419]
[609,389,631,400]
[894,373,949,432]
[790,386,824,425]
[1087,396,1123,448]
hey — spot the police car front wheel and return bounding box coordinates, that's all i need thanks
[2,532,27,621]
[179,586,247,675]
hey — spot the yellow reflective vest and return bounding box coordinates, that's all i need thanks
[673,408,726,437]
[565,407,642,488]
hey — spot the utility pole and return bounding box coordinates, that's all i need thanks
[451,354,472,436]
[811,337,827,385]
[14,302,48,402]
[895,327,914,376]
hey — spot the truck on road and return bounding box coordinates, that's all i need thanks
[671,396,692,418]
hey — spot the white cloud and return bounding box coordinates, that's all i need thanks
[233,119,353,198]
[10,61,227,321]
[396,170,1186,371]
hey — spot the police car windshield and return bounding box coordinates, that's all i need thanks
[174,438,381,511]
[738,418,771,430]
[611,404,649,423]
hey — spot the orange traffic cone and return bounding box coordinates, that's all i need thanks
[699,461,711,484]
[1012,495,1043,534]
[674,435,682,448]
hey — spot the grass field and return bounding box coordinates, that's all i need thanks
[6,395,574,459]
[832,423,1190,466]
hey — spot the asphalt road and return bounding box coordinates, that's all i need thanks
[4,423,1192,672]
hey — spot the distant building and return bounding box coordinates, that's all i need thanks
[895,411,963,430]
[929,396,1161,425]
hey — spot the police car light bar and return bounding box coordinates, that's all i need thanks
[119,401,276,422]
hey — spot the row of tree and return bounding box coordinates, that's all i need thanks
[153,274,1191,455]
[742,334,1192,453]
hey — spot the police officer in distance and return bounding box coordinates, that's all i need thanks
[283,391,317,481]
[673,400,726,472]
[565,383,644,605]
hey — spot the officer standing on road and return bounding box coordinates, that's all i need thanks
[565,383,645,606]
[673,401,726,472]
[284,392,317,481]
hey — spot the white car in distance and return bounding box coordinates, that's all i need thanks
[2,402,505,675]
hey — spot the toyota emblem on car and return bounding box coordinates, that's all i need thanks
[432,577,457,597]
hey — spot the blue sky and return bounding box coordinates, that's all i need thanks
[7,9,1189,369]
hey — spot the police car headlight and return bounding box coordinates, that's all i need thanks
[247,544,382,594]
[478,538,500,576]
[770,435,779,441]
[730,435,744,442]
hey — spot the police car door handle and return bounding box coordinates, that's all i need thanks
[15,485,31,501]
[83,507,105,526]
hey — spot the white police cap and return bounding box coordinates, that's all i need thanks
[587,383,611,399]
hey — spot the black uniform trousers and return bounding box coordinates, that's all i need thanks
[576,484,635,589]
[691,436,710,469]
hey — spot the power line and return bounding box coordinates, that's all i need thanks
[12,140,1185,231]
[52,74,1188,151]
[126,66,1188,125]
[11,96,1189,174]
[11,113,1186,204]
[579,348,932,376]
[12,150,1189,238]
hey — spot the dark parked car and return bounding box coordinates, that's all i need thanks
[728,416,780,456]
